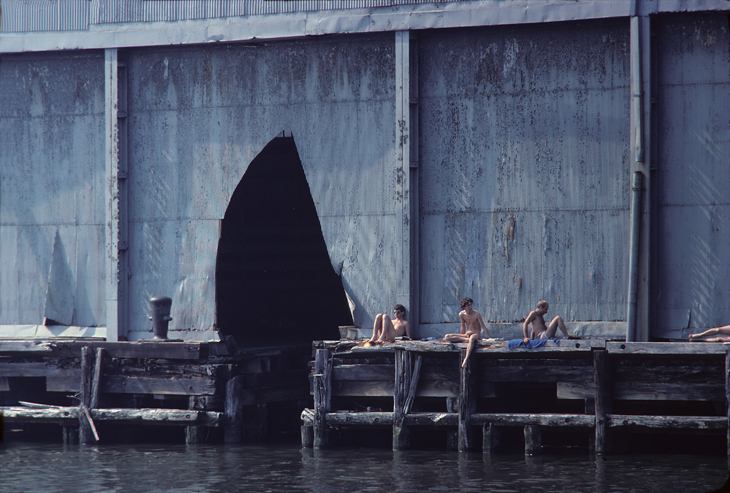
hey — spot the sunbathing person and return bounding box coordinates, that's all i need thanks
[522,300,570,345]
[689,325,730,342]
[369,304,411,343]
[443,298,491,367]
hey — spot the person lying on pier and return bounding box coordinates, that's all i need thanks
[689,325,730,342]
[443,298,491,367]
[522,300,570,345]
[368,304,411,344]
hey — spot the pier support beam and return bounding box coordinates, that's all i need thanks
[524,425,541,455]
[482,423,499,455]
[225,375,244,443]
[458,348,476,451]
[393,350,421,450]
[313,349,332,449]
[725,348,730,457]
[594,349,612,455]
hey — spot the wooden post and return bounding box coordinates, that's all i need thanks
[458,348,475,451]
[393,349,413,450]
[524,425,541,455]
[242,404,268,441]
[90,347,104,409]
[225,375,244,443]
[79,346,93,444]
[483,422,499,455]
[725,347,730,458]
[301,423,314,448]
[186,396,205,444]
[585,398,596,454]
[313,348,332,449]
[594,349,612,455]
[446,397,458,450]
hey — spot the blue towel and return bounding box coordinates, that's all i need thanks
[421,337,440,341]
[508,338,560,349]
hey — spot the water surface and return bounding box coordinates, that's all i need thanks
[0,443,726,492]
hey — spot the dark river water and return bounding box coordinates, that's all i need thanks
[0,442,727,493]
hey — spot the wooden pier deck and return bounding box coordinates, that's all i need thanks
[0,338,311,444]
[301,339,730,454]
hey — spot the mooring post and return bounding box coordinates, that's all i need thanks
[393,349,413,450]
[725,347,730,458]
[225,375,244,443]
[313,348,332,449]
[458,348,476,451]
[594,349,612,455]
[483,422,499,455]
[585,397,596,454]
[524,425,541,455]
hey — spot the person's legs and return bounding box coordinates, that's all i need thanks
[546,316,569,338]
[690,326,730,341]
[377,315,397,342]
[369,314,384,342]
[444,333,470,343]
[461,333,479,368]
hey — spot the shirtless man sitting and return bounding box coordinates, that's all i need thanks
[689,325,730,342]
[444,298,491,367]
[369,304,411,343]
[522,300,570,345]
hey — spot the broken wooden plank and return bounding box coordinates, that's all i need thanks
[557,381,724,401]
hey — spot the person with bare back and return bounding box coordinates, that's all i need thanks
[369,304,411,344]
[522,300,570,345]
[444,298,491,367]
[689,325,730,342]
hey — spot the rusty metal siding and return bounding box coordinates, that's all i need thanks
[419,21,631,327]
[124,35,395,334]
[0,51,106,326]
[655,14,730,338]
[1,0,91,32]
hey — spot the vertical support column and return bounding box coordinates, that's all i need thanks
[482,423,499,455]
[225,375,244,443]
[186,396,206,444]
[458,349,475,451]
[524,425,541,455]
[105,49,129,342]
[446,397,458,450]
[594,349,612,455]
[394,32,419,333]
[725,348,730,458]
[629,3,655,341]
[313,349,332,449]
[585,397,596,454]
[79,347,93,444]
[393,349,412,450]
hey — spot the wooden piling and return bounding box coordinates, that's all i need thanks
[79,346,94,444]
[186,396,205,444]
[446,397,458,450]
[482,423,499,455]
[524,425,541,455]
[458,348,476,451]
[224,375,244,444]
[593,349,611,455]
[313,348,332,449]
[393,349,415,450]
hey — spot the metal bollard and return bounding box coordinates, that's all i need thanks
[149,296,173,340]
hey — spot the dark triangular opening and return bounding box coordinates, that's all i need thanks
[215,135,353,346]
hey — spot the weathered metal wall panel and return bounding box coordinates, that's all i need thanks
[419,21,631,329]
[125,35,395,335]
[0,51,106,326]
[1,0,91,32]
[655,14,730,338]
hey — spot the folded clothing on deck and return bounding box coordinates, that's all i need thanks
[508,338,560,349]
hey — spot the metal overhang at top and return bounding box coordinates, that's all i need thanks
[0,0,729,53]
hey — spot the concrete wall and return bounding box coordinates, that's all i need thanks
[418,20,631,338]
[655,14,730,338]
[125,34,396,337]
[0,51,106,328]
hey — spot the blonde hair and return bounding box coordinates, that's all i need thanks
[537,300,549,309]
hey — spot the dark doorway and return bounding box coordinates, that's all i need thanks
[215,135,352,346]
